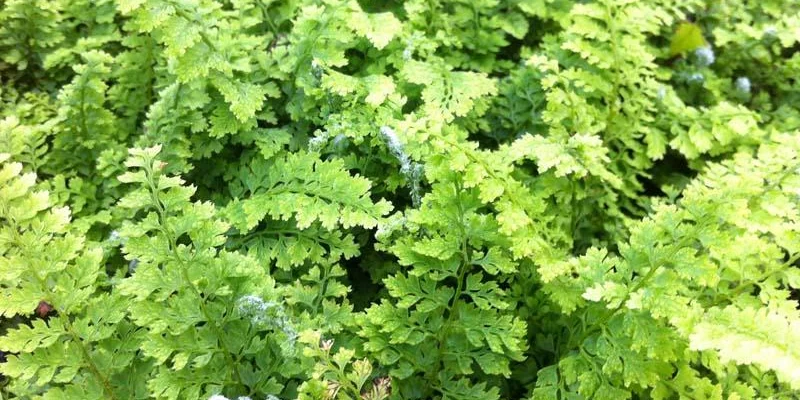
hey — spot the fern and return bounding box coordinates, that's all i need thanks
[535,133,800,398]
[0,0,64,73]
[0,154,138,399]
[115,145,299,399]
[360,177,527,398]
[222,151,390,274]
[2,1,800,399]
[296,330,391,400]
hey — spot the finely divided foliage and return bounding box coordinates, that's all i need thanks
[0,0,799,399]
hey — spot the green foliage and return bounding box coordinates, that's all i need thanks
[116,145,296,398]
[669,22,706,56]
[0,154,138,399]
[359,178,527,399]
[534,134,800,399]
[0,0,65,73]
[297,330,391,400]
[2,0,800,399]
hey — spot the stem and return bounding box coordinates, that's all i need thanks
[603,1,622,129]
[143,162,250,395]
[173,7,218,52]
[256,1,280,36]
[312,263,331,314]
[430,178,471,392]
[62,318,119,400]
[564,236,695,353]
[764,160,800,193]
[77,74,91,144]
[20,230,118,400]
[435,134,533,223]
[716,252,800,303]
[235,227,341,253]
[137,37,157,127]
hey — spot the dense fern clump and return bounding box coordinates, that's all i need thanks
[1,0,799,399]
